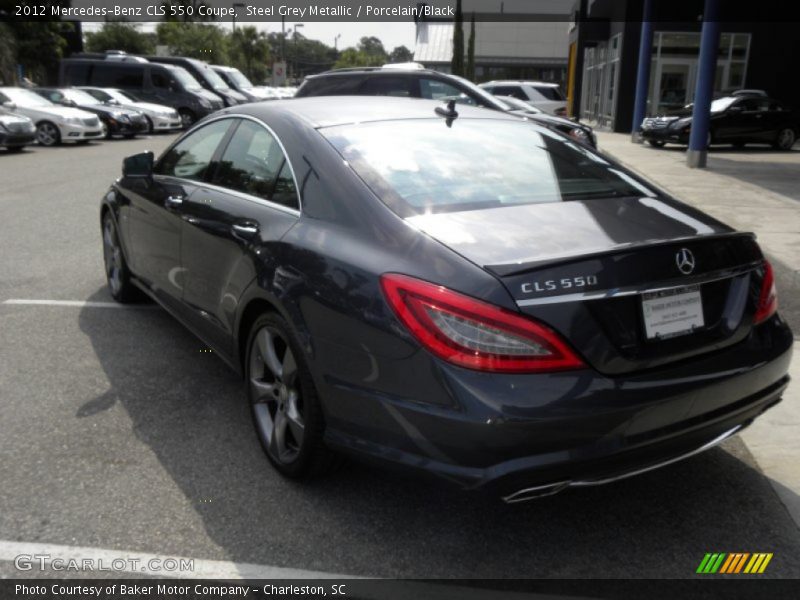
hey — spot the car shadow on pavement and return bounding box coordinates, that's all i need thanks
[77,287,800,579]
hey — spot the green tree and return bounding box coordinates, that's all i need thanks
[156,22,229,63]
[85,22,156,55]
[332,37,388,69]
[465,13,476,81]
[451,0,464,76]
[7,21,69,85]
[388,45,414,63]
[0,23,16,85]
[230,26,271,83]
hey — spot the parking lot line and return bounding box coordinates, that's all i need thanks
[2,299,154,309]
[0,539,357,580]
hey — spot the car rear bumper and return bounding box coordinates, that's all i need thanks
[320,317,793,497]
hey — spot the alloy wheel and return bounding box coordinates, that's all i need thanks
[36,123,59,146]
[102,218,123,296]
[249,326,305,464]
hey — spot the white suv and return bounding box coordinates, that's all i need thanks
[0,87,103,146]
[479,81,567,116]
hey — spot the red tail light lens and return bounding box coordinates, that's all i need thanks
[380,273,585,373]
[754,261,778,325]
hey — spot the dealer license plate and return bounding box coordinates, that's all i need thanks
[642,286,704,340]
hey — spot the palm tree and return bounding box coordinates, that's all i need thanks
[231,26,270,81]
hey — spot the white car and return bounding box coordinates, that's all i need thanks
[77,87,182,133]
[0,87,103,146]
[479,80,567,116]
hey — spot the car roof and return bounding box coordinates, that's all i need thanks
[481,81,560,87]
[305,67,442,79]
[221,96,521,129]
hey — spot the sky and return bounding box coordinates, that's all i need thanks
[81,21,417,54]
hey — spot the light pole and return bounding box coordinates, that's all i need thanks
[334,34,341,51]
[231,3,244,32]
[292,24,304,81]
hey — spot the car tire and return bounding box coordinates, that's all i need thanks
[647,140,666,148]
[179,109,196,129]
[775,128,796,151]
[104,124,113,139]
[144,116,154,134]
[246,312,334,479]
[123,133,136,139]
[102,213,137,303]
[36,121,61,146]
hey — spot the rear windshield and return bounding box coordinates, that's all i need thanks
[534,85,565,101]
[322,119,656,215]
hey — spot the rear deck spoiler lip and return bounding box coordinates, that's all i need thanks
[484,231,758,278]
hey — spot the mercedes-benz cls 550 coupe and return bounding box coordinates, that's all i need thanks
[101,97,792,501]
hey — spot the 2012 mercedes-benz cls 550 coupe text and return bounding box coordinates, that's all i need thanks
[101,97,792,501]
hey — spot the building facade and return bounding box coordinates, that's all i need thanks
[567,0,800,131]
[413,0,573,84]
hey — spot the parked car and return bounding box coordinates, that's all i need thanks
[296,64,595,147]
[0,106,37,151]
[0,86,103,146]
[146,56,247,107]
[100,97,791,500]
[78,87,182,133]
[34,87,148,139]
[479,80,568,116]
[493,95,597,148]
[212,65,274,102]
[60,55,224,127]
[641,93,798,150]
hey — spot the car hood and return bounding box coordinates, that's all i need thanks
[0,112,33,125]
[405,196,732,272]
[78,103,139,117]
[25,105,97,120]
[126,102,176,114]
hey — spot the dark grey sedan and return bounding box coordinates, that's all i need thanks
[100,97,792,501]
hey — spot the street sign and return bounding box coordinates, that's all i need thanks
[272,61,287,86]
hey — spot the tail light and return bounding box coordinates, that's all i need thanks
[380,274,584,373]
[753,261,778,325]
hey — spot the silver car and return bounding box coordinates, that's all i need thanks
[0,87,103,146]
[78,87,182,133]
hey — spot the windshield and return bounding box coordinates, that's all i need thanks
[227,68,254,89]
[199,65,230,91]
[109,89,138,103]
[1,87,54,107]
[710,97,738,112]
[171,67,203,91]
[63,89,101,105]
[323,119,654,215]
[534,85,565,101]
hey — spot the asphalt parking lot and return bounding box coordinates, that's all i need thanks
[1,137,800,580]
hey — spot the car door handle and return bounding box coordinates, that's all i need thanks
[232,222,259,239]
[165,195,184,209]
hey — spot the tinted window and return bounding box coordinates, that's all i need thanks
[297,76,364,96]
[490,85,527,100]
[156,119,232,181]
[419,78,476,104]
[272,161,299,210]
[213,119,296,208]
[324,120,655,214]
[359,76,413,97]
[533,85,565,101]
[64,64,90,85]
[84,88,112,102]
[112,68,144,88]
[739,98,762,111]
[151,70,170,89]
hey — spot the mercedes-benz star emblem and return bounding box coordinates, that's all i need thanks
[676,248,696,275]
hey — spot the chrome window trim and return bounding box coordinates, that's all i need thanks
[516,262,760,307]
[155,113,302,217]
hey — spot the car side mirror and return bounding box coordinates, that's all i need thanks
[2,101,16,109]
[122,151,154,179]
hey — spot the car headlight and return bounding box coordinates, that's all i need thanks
[114,113,130,122]
[670,117,692,129]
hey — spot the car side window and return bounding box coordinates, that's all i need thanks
[359,76,413,97]
[155,119,232,181]
[739,98,760,112]
[213,119,297,209]
[418,78,479,106]
[152,71,170,89]
[491,85,527,101]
